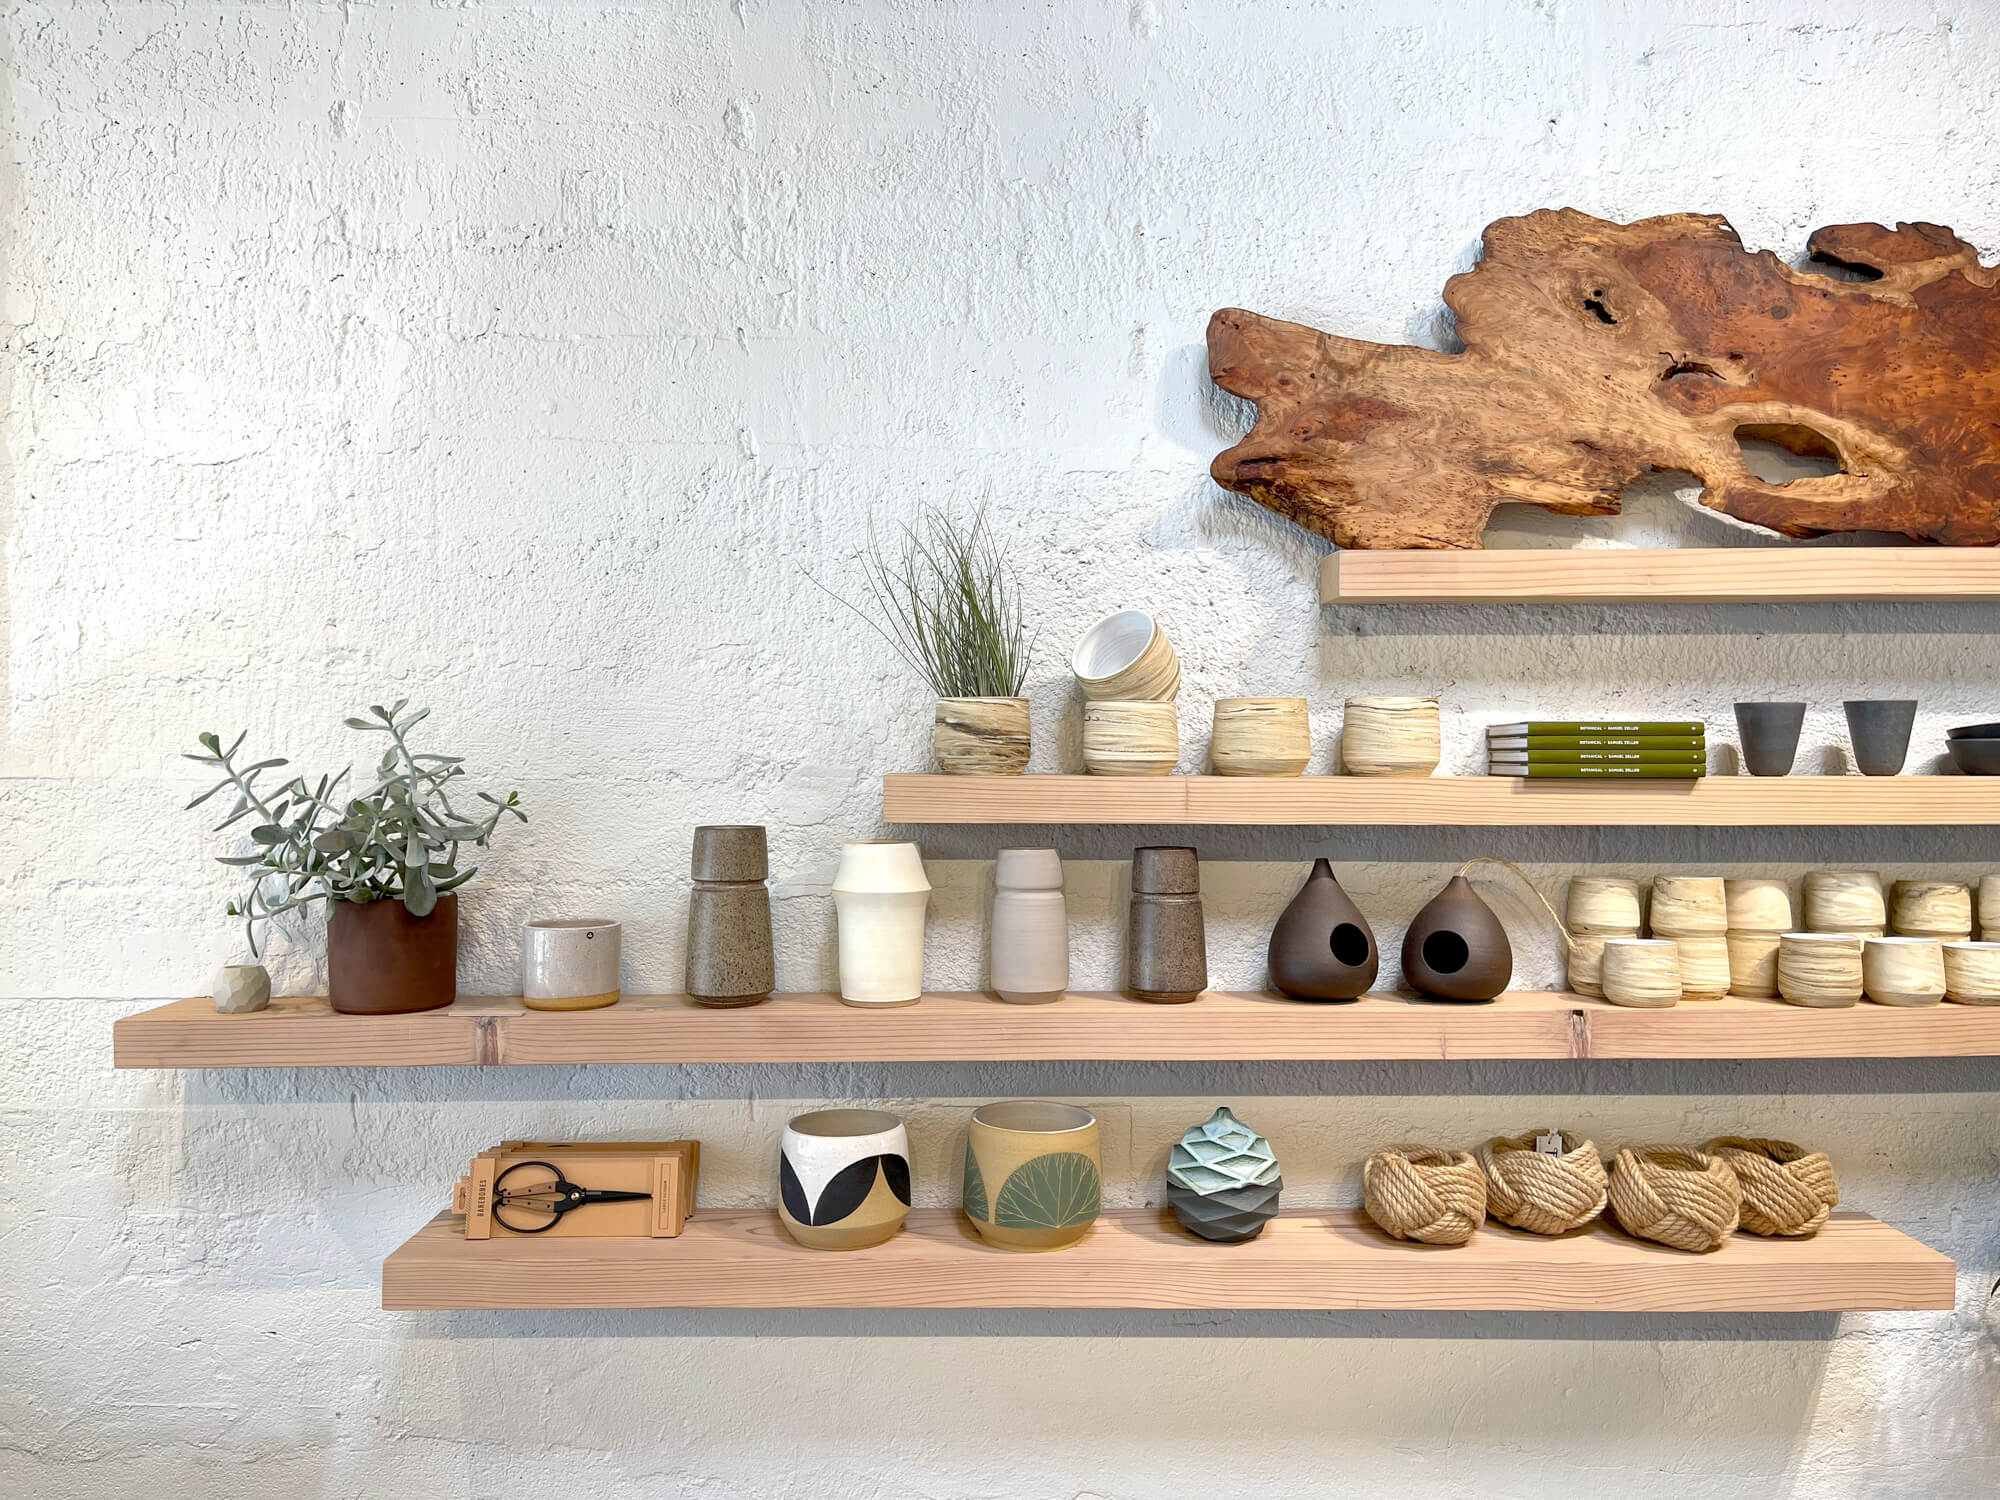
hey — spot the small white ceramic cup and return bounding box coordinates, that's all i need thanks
[522,919,622,1011]
[1071,610,1180,702]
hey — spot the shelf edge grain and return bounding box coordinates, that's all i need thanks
[111,990,2000,1068]
[1321,546,2000,604]
[380,1207,1957,1312]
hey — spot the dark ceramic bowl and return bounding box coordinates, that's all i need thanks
[1948,739,2000,774]
[1947,722,2000,740]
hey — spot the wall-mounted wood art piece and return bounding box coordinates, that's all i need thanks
[1207,210,2000,549]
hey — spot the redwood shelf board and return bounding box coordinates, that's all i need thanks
[380,1207,1954,1312]
[1320,546,2000,604]
[881,773,2000,826]
[112,990,2000,1068]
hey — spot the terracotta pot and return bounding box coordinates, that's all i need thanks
[1400,874,1511,1002]
[328,894,458,1015]
[1267,858,1378,1001]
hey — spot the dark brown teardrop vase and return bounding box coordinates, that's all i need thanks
[1400,874,1511,1002]
[1268,859,1378,1001]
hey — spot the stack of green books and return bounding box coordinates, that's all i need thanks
[1486,721,1706,779]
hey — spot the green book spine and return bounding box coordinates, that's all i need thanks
[1487,721,1704,737]
[1489,749,1706,765]
[1488,735,1705,751]
[1489,763,1705,779]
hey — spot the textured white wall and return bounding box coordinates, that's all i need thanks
[6,1,2000,1495]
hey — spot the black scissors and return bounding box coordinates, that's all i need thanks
[492,1160,652,1234]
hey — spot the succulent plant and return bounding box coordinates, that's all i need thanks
[184,700,525,954]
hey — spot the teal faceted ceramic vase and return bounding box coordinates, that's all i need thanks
[1166,1106,1282,1243]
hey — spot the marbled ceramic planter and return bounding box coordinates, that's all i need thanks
[933,697,1030,774]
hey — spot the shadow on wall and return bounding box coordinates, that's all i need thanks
[182,1055,2000,1108]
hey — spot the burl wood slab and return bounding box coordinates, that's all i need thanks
[1208,210,2000,548]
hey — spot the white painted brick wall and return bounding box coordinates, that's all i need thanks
[4,2,1998,1495]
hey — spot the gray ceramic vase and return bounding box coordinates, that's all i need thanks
[1734,701,1806,777]
[1267,858,1378,1000]
[1166,1106,1282,1242]
[1844,699,1917,776]
[686,825,775,1007]
[1128,846,1207,1003]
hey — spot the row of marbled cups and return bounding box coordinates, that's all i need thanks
[1568,873,2000,1007]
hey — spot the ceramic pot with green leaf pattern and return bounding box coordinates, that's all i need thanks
[962,1100,1101,1251]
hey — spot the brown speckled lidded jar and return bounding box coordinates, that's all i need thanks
[1128,846,1207,1004]
[685,825,775,1008]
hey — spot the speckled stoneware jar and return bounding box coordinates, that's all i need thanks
[685,825,774,1008]
[1128,846,1207,1004]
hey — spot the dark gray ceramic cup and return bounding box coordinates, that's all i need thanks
[1734,702,1807,776]
[1844,700,1918,776]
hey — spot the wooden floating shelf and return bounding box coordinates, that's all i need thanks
[881,773,1996,826]
[113,989,2000,1068]
[381,1207,1954,1311]
[1320,546,2000,604]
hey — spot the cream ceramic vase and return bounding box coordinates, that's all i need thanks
[832,841,931,1007]
[521,919,622,1011]
[933,696,1030,774]
[990,847,1068,1005]
[962,1100,1101,1251]
[778,1108,911,1251]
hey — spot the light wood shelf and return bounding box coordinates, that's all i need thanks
[1320,546,2000,604]
[380,1207,1954,1311]
[112,990,2000,1068]
[881,773,1995,826]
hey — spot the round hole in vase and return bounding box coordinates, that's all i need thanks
[1331,923,1371,967]
[1422,930,1470,974]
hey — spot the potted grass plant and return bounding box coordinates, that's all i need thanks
[818,507,1035,774]
[184,701,525,1014]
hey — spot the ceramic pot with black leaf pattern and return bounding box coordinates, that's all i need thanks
[778,1109,911,1251]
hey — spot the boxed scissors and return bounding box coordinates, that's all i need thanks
[450,1139,700,1240]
